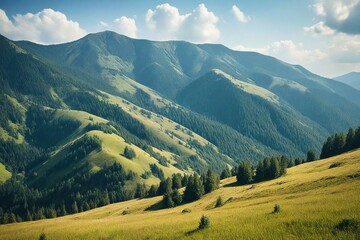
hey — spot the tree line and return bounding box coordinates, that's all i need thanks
[320,126,360,159]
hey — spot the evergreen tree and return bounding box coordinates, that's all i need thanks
[237,160,253,185]
[220,167,231,179]
[172,174,182,190]
[307,149,317,162]
[171,189,183,206]
[268,158,281,179]
[204,169,220,193]
[345,128,356,151]
[147,185,158,197]
[183,174,204,202]
[162,193,175,208]
[123,146,136,159]
[71,201,79,214]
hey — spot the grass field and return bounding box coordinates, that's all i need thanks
[1,149,360,240]
[0,162,11,183]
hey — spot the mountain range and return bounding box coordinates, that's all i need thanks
[334,72,360,90]
[1,31,360,189]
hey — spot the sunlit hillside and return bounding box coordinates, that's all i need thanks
[1,149,359,240]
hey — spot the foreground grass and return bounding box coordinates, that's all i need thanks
[1,150,360,239]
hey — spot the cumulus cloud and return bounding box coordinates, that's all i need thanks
[231,5,250,23]
[98,16,138,38]
[304,21,335,36]
[0,8,86,44]
[234,40,326,64]
[145,3,220,43]
[311,0,360,35]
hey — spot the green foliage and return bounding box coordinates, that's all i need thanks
[273,204,281,213]
[39,232,47,240]
[172,173,182,190]
[334,217,359,232]
[307,149,317,162]
[26,106,81,149]
[220,167,231,179]
[321,126,360,159]
[183,174,204,202]
[236,160,253,185]
[215,196,224,208]
[204,169,220,194]
[198,215,210,229]
[123,146,136,159]
[0,138,44,173]
[149,164,165,181]
[255,156,287,182]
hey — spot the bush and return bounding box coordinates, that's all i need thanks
[329,162,343,169]
[273,204,280,213]
[39,232,47,240]
[182,208,191,213]
[335,217,359,231]
[198,215,210,229]
[215,196,223,208]
[123,146,136,159]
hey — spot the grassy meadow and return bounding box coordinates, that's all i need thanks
[1,150,360,239]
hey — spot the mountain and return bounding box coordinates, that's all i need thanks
[18,31,360,107]
[1,31,360,223]
[334,72,360,90]
[177,69,326,155]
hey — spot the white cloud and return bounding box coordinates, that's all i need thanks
[304,21,335,36]
[145,3,220,43]
[113,16,137,38]
[311,0,360,35]
[98,16,138,38]
[231,5,250,23]
[0,8,86,44]
[234,40,326,64]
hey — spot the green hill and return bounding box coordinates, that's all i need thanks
[177,69,326,155]
[1,149,359,239]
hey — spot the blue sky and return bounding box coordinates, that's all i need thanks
[0,0,359,78]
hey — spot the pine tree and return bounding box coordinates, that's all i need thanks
[162,193,175,208]
[123,146,136,159]
[204,169,220,193]
[183,174,205,202]
[307,149,317,162]
[71,201,79,214]
[172,174,182,189]
[237,160,253,185]
[220,167,231,179]
[171,189,183,206]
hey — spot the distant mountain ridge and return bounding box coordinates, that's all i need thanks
[334,72,360,90]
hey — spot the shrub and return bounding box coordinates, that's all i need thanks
[215,196,223,208]
[273,204,281,213]
[39,232,47,240]
[329,162,343,169]
[335,217,359,231]
[182,208,191,213]
[198,215,210,229]
[123,146,136,159]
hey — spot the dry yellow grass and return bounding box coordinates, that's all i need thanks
[1,149,360,240]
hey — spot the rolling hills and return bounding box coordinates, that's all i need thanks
[1,31,360,224]
[1,149,359,239]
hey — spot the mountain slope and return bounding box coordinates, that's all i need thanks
[334,72,360,90]
[1,149,359,239]
[177,69,326,155]
[18,31,360,107]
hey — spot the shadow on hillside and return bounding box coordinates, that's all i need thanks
[144,201,164,211]
[222,181,239,188]
[185,228,199,236]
